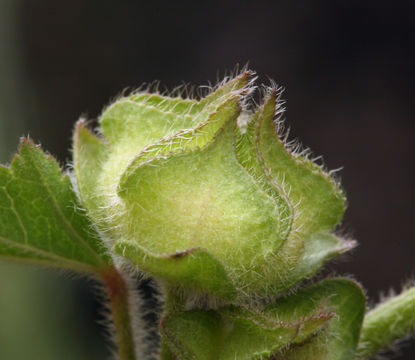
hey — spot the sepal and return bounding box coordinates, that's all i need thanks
[114,240,237,300]
[160,278,365,360]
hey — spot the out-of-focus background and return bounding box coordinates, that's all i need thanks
[0,1,414,359]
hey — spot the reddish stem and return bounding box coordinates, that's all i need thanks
[99,267,137,360]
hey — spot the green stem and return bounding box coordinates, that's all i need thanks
[160,286,187,360]
[357,286,415,358]
[100,267,137,360]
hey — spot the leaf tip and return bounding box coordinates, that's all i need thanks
[19,136,37,149]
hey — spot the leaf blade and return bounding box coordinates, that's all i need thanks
[73,120,109,222]
[0,139,110,272]
[268,278,366,360]
[257,91,346,237]
[114,239,237,300]
[160,304,333,360]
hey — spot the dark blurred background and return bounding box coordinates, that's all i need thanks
[0,1,414,359]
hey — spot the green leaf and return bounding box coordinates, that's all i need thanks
[161,279,364,360]
[234,95,292,244]
[256,90,345,237]
[118,95,242,194]
[234,92,353,295]
[100,72,250,148]
[160,303,333,360]
[198,71,252,108]
[100,96,198,147]
[114,240,237,300]
[0,139,110,272]
[277,233,356,294]
[73,120,109,222]
[129,93,199,116]
[269,278,366,360]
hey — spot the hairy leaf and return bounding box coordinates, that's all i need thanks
[256,91,345,237]
[114,240,236,300]
[269,278,366,360]
[0,139,110,272]
[73,120,109,222]
[160,301,333,359]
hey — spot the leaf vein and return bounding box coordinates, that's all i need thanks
[25,150,105,265]
[0,235,96,272]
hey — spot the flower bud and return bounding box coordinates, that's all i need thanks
[73,71,353,300]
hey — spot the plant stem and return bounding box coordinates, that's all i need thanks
[357,286,415,358]
[100,267,137,360]
[160,286,186,360]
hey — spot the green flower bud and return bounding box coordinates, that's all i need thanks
[73,71,353,301]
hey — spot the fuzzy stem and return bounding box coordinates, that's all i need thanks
[357,286,415,358]
[160,287,186,360]
[100,267,137,360]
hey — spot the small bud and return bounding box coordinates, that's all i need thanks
[73,71,352,300]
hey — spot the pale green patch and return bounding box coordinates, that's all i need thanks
[117,118,284,294]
